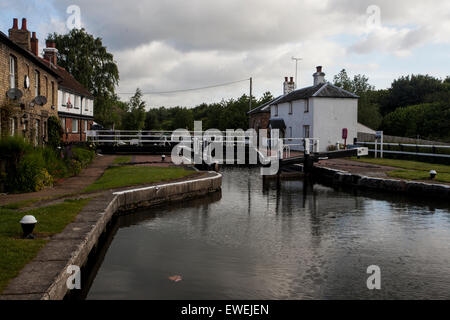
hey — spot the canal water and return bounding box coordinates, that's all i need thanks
[86,167,450,299]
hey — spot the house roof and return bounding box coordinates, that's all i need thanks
[268,118,286,130]
[247,95,283,115]
[275,83,358,104]
[0,31,60,79]
[38,58,94,99]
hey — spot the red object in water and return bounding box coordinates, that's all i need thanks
[168,275,182,282]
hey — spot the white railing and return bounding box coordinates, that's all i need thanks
[357,141,450,159]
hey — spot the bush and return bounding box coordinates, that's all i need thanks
[42,147,68,179]
[70,159,82,176]
[13,151,53,192]
[47,116,63,148]
[72,147,95,168]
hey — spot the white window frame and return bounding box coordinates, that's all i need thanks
[72,119,78,133]
[74,96,79,109]
[10,118,15,136]
[303,125,310,138]
[34,70,40,97]
[61,117,65,131]
[84,120,88,132]
[274,105,278,117]
[9,55,16,89]
[288,127,292,138]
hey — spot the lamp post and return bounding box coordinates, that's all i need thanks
[20,215,37,239]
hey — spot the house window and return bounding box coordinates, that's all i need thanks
[303,125,310,138]
[305,100,309,113]
[72,119,78,133]
[51,82,55,105]
[274,105,278,116]
[288,127,292,138]
[34,70,40,96]
[44,76,48,98]
[84,120,88,132]
[61,117,66,131]
[289,102,293,115]
[9,55,17,89]
[10,118,16,136]
[35,120,40,146]
[74,96,79,109]
[85,98,89,111]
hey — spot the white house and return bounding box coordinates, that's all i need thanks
[269,66,358,152]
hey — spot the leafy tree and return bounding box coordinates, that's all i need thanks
[122,89,146,130]
[380,74,444,115]
[47,29,120,125]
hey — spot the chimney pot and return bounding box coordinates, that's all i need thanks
[285,77,288,82]
[31,32,39,56]
[13,18,18,29]
[21,18,27,31]
[316,66,322,73]
[290,77,294,83]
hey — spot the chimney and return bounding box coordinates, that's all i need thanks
[9,18,31,51]
[31,32,39,56]
[43,40,58,65]
[283,76,295,95]
[313,66,325,86]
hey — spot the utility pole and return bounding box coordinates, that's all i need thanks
[249,77,253,112]
[291,57,302,88]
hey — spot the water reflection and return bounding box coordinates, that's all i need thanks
[86,167,450,300]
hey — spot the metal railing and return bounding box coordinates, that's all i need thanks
[357,141,450,159]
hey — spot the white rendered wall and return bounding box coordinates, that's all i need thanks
[311,97,358,152]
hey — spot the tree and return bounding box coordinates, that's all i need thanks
[380,74,444,115]
[333,69,374,95]
[122,89,146,130]
[47,29,120,125]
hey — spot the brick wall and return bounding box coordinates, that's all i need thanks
[249,112,270,131]
[0,41,58,145]
[60,116,93,143]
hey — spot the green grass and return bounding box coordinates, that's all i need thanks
[113,156,132,164]
[350,157,450,183]
[0,199,40,210]
[0,199,90,293]
[83,166,196,193]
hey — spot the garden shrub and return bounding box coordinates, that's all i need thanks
[70,159,82,176]
[14,151,53,192]
[72,147,95,168]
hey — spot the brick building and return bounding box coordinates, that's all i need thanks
[0,18,59,145]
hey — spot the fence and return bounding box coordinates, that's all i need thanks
[357,141,450,163]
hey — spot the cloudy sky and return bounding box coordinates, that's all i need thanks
[1,0,449,108]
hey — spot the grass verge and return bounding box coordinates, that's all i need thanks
[350,157,450,183]
[83,166,197,193]
[0,198,90,293]
[113,156,132,164]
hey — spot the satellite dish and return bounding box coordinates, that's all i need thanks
[24,75,30,89]
[33,96,47,106]
[6,88,23,100]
